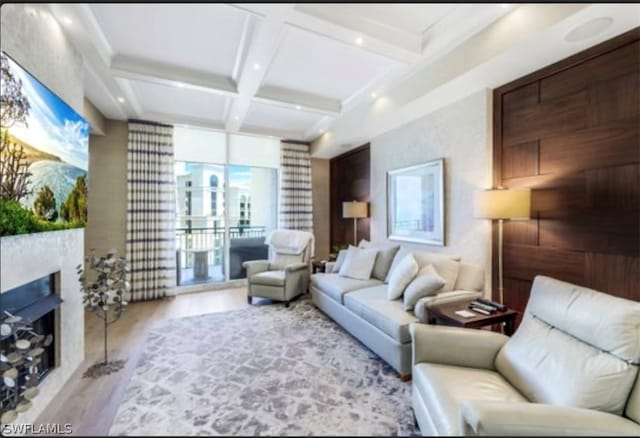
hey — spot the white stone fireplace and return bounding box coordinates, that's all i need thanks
[1,229,84,425]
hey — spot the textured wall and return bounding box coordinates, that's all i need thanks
[0,230,84,426]
[0,4,83,113]
[370,90,493,293]
[311,158,330,260]
[86,120,129,258]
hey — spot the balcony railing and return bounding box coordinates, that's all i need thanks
[176,226,266,266]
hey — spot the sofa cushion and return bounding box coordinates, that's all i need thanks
[403,264,446,311]
[331,249,348,273]
[311,273,382,304]
[339,246,378,280]
[414,362,527,435]
[387,248,461,292]
[496,276,640,416]
[251,270,285,286]
[358,240,400,281]
[344,285,417,343]
[387,253,419,300]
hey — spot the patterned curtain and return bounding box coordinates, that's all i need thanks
[279,142,314,233]
[126,121,176,301]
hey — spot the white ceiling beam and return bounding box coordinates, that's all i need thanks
[111,54,237,97]
[144,111,226,132]
[225,5,295,131]
[114,78,143,119]
[233,4,421,64]
[83,62,127,120]
[254,85,341,116]
[240,124,303,141]
[294,4,422,54]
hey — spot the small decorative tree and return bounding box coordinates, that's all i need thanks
[33,185,57,221]
[77,250,129,378]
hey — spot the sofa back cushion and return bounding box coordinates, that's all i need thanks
[358,240,400,281]
[338,246,378,280]
[453,262,485,292]
[496,276,640,415]
[388,248,460,292]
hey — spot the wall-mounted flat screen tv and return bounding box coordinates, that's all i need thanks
[1,51,89,236]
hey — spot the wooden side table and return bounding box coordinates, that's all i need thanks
[312,260,326,274]
[429,300,518,336]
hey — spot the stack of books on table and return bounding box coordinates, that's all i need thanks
[469,298,507,315]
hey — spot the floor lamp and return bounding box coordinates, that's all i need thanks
[474,188,530,304]
[343,201,368,246]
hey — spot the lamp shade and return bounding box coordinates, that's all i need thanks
[343,201,368,219]
[474,188,530,219]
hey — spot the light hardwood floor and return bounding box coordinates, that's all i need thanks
[35,287,249,436]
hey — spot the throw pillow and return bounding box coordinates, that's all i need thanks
[332,249,348,273]
[403,264,446,311]
[338,246,378,280]
[358,240,401,281]
[386,253,419,300]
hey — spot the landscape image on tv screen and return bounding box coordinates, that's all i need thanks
[1,51,89,236]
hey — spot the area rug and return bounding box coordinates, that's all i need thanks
[109,298,419,436]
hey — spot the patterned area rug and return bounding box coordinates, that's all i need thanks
[110,298,419,436]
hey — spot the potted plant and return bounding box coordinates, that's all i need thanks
[77,249,129,378]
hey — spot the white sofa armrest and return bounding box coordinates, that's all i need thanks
[410,324,508,370]
[243,260,270,278]
[461,401,640,436]
[414,290,482,323]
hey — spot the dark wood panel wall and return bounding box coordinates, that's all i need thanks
[330,144,371,249]
[493,28,640,314]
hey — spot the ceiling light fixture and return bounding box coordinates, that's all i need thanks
[253,63,261,70]
[176,82,186,88]
[355,36,364,45]
[295,105,301,110]
[500,4,510,9]
[63,17,72,25]
[233,115,239,120]
[371,92,377,99]
[117,97,125,103]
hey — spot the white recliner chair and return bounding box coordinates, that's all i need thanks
[243,229,314,307]
[410,275,640,436]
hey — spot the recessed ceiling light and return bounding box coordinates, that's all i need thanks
[63,17,72,25]
[500,4,510,9]
[371,92,377,99]
[295,105,301,110]
[253,63,261,70]
[233,115,239,120]
[355,36,364,45]
[117,97,125,103]
[564,17,613,42]
[176,82,186,88]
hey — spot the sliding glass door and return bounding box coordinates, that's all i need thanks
[173,128,280,287]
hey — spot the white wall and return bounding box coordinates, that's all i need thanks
[0,3,85,426]
[370,90,493,293]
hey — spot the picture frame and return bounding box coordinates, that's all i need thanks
[387,158,445,246]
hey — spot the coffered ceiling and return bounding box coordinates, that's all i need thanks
[48,3,513,141]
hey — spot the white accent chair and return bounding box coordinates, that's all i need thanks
[243,230,314,307]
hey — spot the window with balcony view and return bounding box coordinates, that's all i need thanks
[174,127,280,287]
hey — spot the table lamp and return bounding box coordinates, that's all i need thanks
[343,201,368,245]
[474,188,530,304]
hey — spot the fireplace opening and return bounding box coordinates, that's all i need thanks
[1,273,61,389]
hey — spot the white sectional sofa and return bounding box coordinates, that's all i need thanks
[310,244,485,377]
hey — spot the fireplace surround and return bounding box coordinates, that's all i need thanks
[0,229,84,425]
